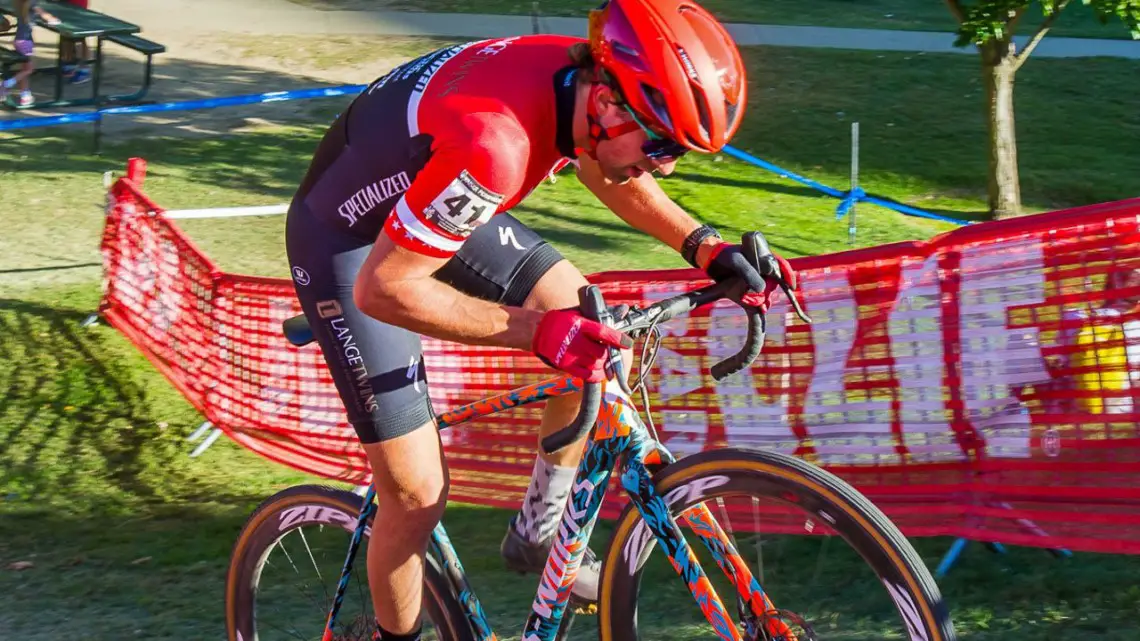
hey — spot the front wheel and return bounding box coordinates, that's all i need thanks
[598,447,956,641]
[224,484,475,641]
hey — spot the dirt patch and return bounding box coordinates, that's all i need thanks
[2,34,462,140]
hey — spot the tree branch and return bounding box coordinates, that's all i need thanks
[944,0,966,24]
[1007,6,1028,36]
[1013,0,1072,71]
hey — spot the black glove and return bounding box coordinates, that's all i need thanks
[702,241,798,311]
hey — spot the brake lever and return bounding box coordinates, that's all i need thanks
[605,305,634,396]
[781,280,812,324]
[741,231,812,325]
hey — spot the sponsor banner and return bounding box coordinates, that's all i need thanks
[100,171,1140,553]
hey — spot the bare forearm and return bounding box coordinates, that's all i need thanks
[356,277,542,351]
[579,165,722,268]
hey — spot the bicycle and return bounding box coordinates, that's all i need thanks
[225,232,957,641]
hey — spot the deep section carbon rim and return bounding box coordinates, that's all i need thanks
[225,485,471,641]
[599,448,956,641]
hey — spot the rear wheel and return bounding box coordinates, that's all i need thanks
[599,447,956,640]
[225,484,475,641]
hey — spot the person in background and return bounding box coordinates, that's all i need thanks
[55,0,91,84]
[1,0,59,108]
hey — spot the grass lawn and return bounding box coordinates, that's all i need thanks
[288,0,1140,40]
[3,37,1140,639]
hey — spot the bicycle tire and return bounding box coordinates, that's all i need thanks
[598,447,956,641]
[225,484,476,641]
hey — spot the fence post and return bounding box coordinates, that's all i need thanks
[848,121,859,245]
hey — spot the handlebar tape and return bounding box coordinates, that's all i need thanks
[710,306,766,381]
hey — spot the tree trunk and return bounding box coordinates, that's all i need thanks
[983,45,1021,219]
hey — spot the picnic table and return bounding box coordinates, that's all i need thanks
[0,0,164,109]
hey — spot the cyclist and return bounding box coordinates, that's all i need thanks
[284,1,796,639]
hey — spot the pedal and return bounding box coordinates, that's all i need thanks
[569,597,598,616]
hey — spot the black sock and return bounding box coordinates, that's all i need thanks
[375,621,421,641]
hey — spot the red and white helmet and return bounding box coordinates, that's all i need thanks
[588,0,748,153]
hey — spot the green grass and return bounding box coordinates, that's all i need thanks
[3,37,1140,639]
[5,284,1140,639]
[288,0,1139,40]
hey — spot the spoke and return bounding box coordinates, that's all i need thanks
[751,496,764,586]
[811,534,831,590]
[256,611,313,641]
[277,533,302,575]
[277,532,338,615]
[714,496,740,553]
[297,526,329,602]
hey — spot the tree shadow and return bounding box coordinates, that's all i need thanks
[0,298,267,510]
[668,169,988,221]
[0,33,1134,225]
[0,45,359,202]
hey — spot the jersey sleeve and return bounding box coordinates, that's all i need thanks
[384,113,530,258]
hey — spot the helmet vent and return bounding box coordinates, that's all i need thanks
[691,83,711,139]
[640,83,673,131]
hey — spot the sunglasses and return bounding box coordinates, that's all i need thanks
[623,105,689,161]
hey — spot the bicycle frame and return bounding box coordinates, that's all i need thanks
[322,372,785,641]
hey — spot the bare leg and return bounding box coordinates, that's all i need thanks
[521,259,633,465]
[505,259,632,582]
[362,422,448,636]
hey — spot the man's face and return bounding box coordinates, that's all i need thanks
[590,92,682,183]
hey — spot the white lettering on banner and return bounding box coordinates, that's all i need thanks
[710,298,796,453]
[888,254,953,462]
[635,286,708,455]
[336,171,412,226]
[798,270,883,464]
[958,240,1047,459]
[660,410,707,457]
[627,244,1048,464]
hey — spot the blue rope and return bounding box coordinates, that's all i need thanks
[723,144,969,227]
[0,111,101,130]
[836,186,866,220]
[0,84,970,228]
[99,85,369,116]
[0,84,369,131]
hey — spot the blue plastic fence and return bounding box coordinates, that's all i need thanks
[0,83,966,226]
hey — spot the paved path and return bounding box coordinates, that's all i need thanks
[100,0,1140,59]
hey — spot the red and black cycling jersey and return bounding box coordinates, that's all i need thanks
[298,35,583,259]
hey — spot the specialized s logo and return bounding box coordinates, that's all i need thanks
[423,170,503,237]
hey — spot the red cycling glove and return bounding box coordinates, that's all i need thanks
[532,309,633,383]
[702,242,798,311]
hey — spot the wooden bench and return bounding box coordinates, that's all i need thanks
[102,33,165,103]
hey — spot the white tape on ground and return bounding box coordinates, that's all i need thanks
[164,204,289,219]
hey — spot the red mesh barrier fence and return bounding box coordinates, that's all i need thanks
[99,161,1140,553]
